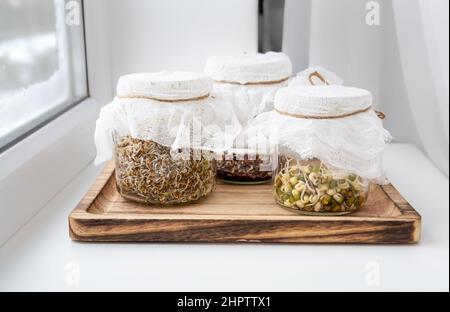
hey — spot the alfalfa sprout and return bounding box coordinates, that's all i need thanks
[115,136,216,204]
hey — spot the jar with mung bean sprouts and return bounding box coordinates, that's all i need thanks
[250,85,391,215]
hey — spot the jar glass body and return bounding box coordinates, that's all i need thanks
[217,152,273,184]
[213,80,287,185]
[273,156,369,215]
[114,135,216,205]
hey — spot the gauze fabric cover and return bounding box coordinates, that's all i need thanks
[94,72,241,165]
[212,80,290,126]
[205,52,293,126]
[205,52,293,153]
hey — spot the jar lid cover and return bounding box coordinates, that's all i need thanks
[205,52,292,84]
[117,71,212,101]
[274,85,372,118]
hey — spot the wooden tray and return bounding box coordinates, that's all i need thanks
[69,162,421,244]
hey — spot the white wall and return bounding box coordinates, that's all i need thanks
[378,0,422,148]
[392,0,449,175]
[286,0,448,175]
[419,0,449,137]
[282,0,311,72]
[308,0,382,104]
[106,0,258,87]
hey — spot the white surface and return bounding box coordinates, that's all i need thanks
[0,99,100,247]
[0,143,448,291]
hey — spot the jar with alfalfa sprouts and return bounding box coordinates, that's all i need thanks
[250,85,392,215]
[205,52,292,184]
[94,71,241,205]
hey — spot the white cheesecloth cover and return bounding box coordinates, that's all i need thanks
[247,85,392,182]
[204,52,292,126]
[94,71,242,165]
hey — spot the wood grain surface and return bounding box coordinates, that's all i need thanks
[69,162,421,244]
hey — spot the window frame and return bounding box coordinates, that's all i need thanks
[0,0,113,246]
[0,0,89,152]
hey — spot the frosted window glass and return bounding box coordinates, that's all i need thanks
[0,0,87,148]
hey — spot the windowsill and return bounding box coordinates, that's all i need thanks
[0,143,448,291]
[0,98,102,246]
[0,0,113,259]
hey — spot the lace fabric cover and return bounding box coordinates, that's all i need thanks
[246,86,392,182]
[94,72,241,165]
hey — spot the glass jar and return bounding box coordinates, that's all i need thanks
[217,151,273,184]
[274,156,369,216]
[114,135,216,205]
[205,52,292,184]
[94,71,240,205]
